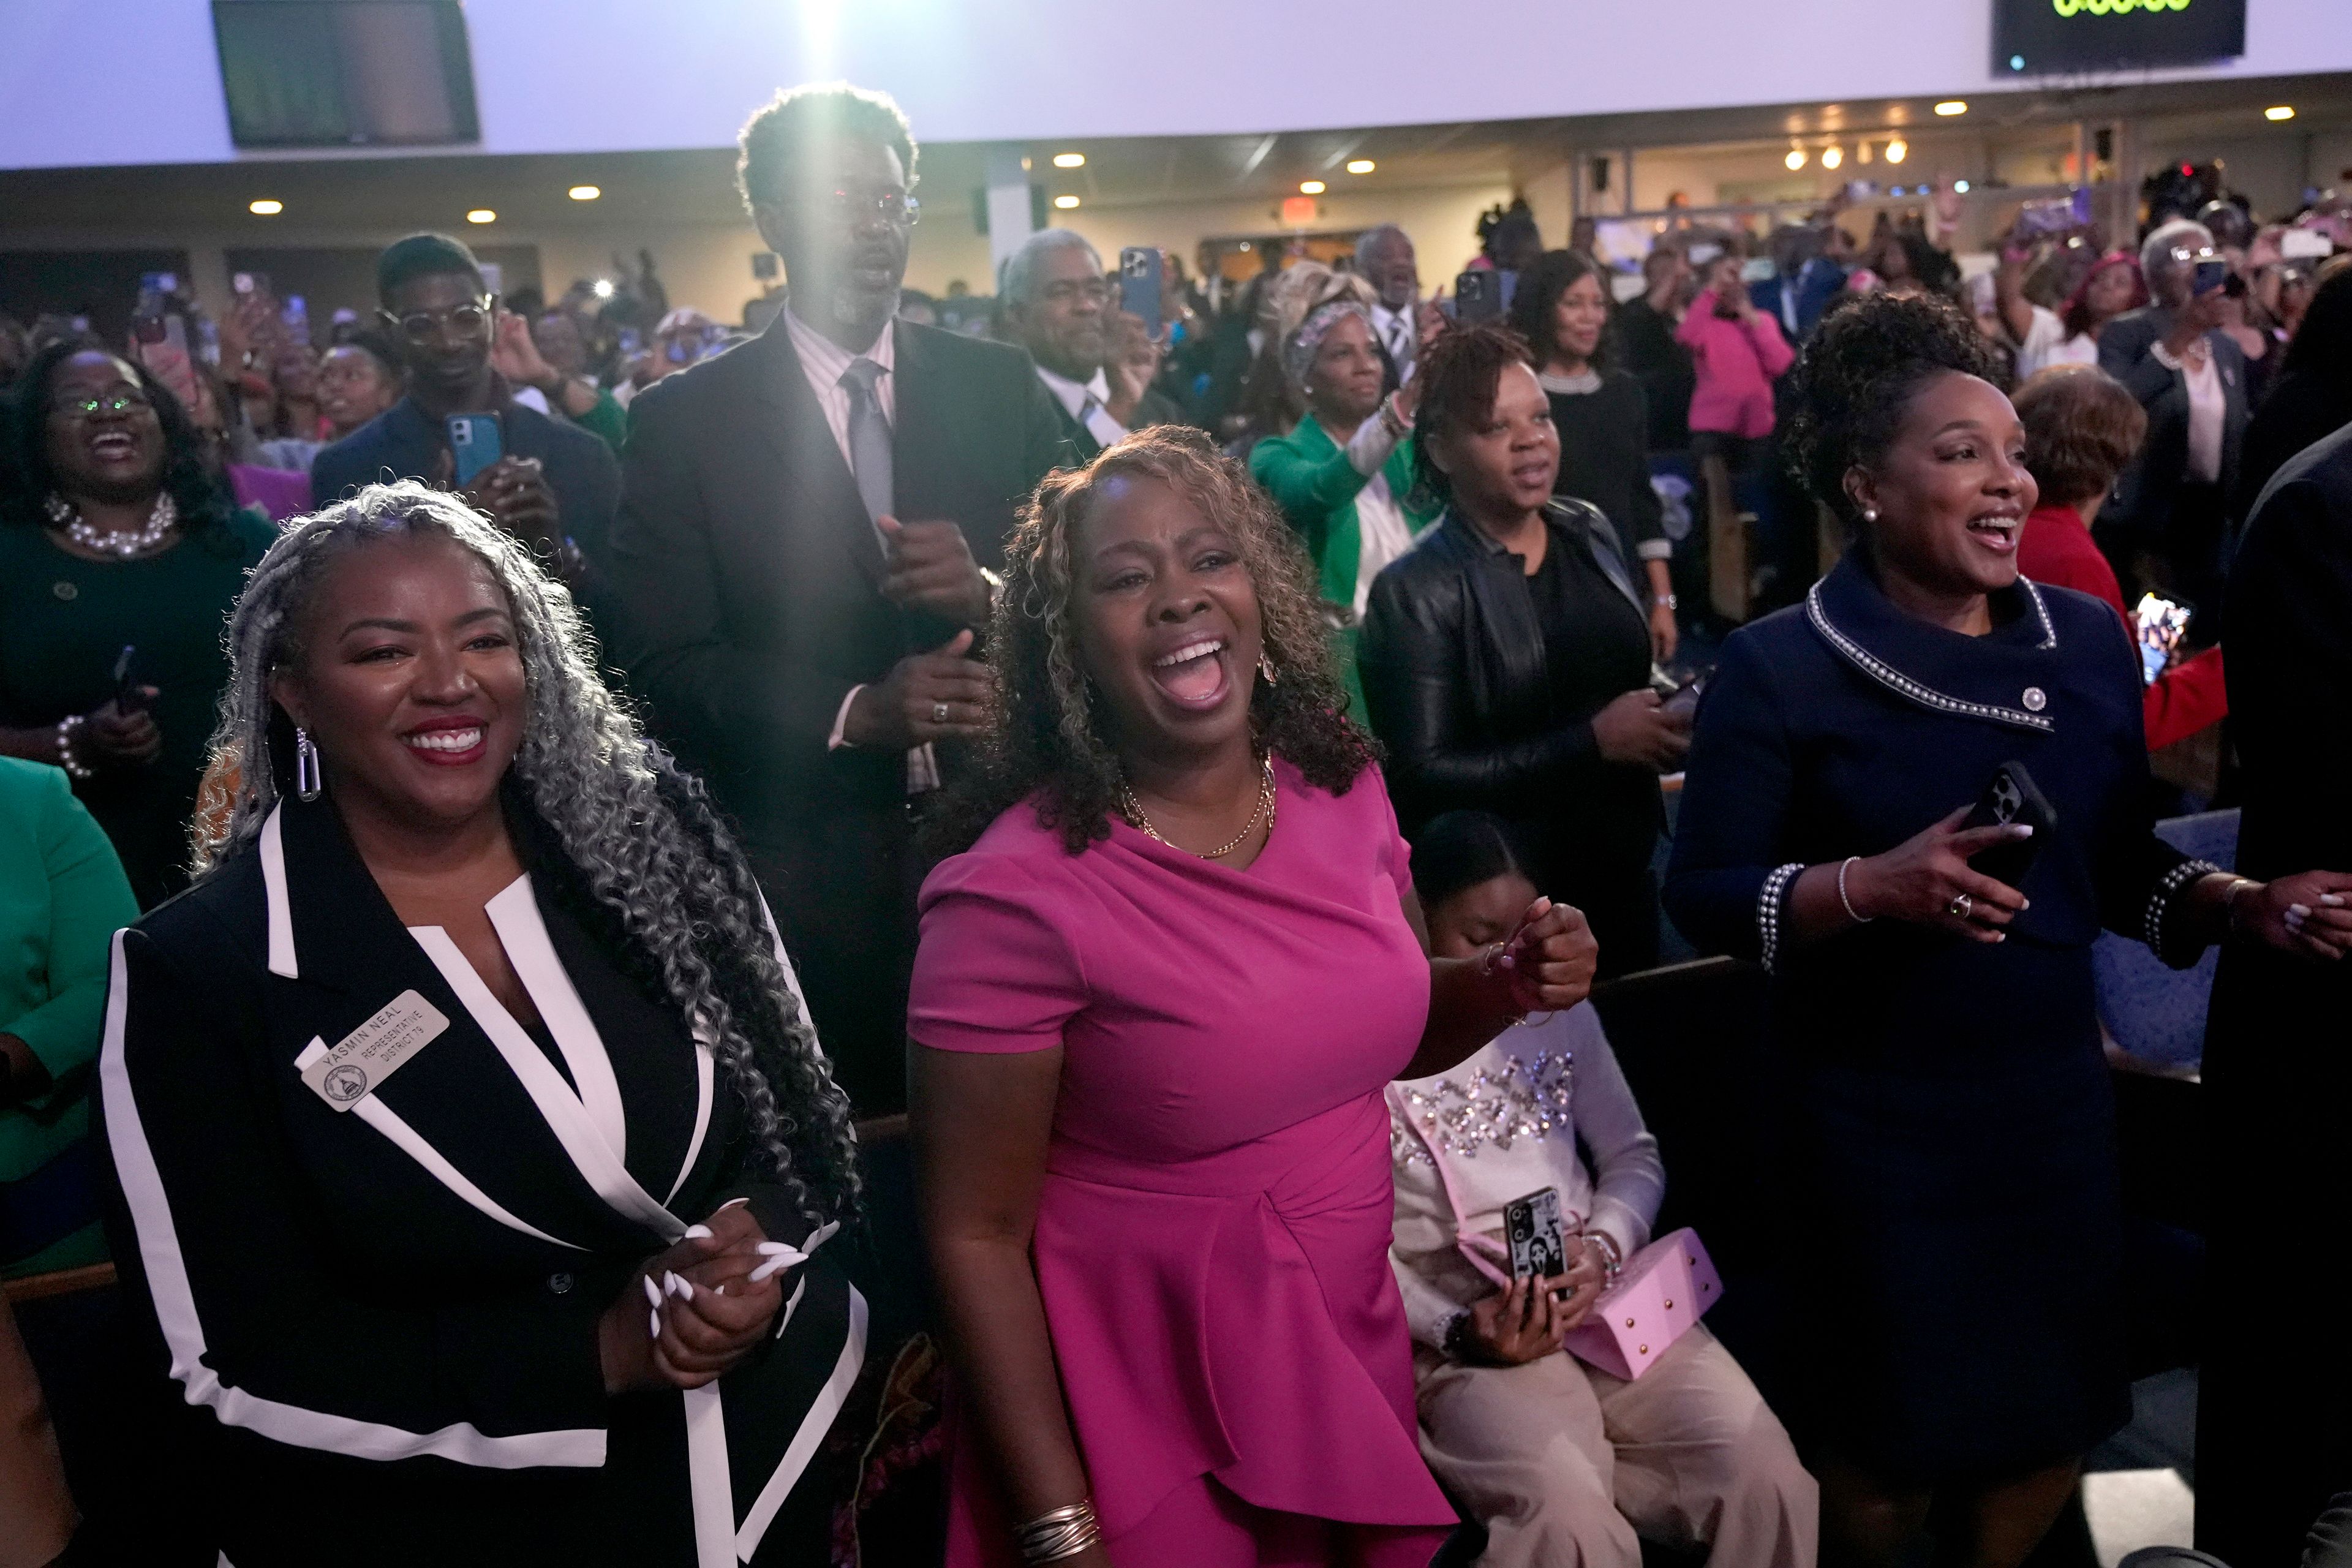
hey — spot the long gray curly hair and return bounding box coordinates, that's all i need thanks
[198,481,859,1226]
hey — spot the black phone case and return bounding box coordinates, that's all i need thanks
[1504,1187,1566,1280]
[1962,760,2057,891]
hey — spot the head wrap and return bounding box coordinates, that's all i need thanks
[1282,300,1371,388]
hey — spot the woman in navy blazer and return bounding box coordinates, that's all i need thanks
[97,483,866,1567]
[1664,295,2350,1568]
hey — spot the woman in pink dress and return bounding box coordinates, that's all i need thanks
[910,426,1600,1568]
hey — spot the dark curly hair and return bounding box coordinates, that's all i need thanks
[1410,322,1537,509]
[737,81,919,212]
[1,339,243,553]
[1784,290,2000,529]
[930,426,1378,857]
[1508,249,1610,371]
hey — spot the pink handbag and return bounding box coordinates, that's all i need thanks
[1561,1227,1721,1381]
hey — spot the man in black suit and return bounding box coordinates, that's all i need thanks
[999,228,1185,463]
[313,234,620,574]
[605,83,1064,1114]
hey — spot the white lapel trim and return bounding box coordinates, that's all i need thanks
[734,1284,869,1559]
[1806,579,2057,734]
[103,934,604,1469]
[292,1038,586,1253]
[667,1035,715,1207]
[683,1384,736,1568]
[260,804,297,979]
[483,876,630,1163]
[408,925,685,1242]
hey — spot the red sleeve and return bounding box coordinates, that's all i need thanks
[2144,646,2228,753]
[2018,513,2128,618]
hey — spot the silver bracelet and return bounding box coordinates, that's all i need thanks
[55,715,94,781]
[1837,856,1873,924]
[1014,1500,1102,1564]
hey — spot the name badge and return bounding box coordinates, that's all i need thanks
[300,990,450,1111]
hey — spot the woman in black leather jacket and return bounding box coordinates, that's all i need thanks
[1360,324,1691,976]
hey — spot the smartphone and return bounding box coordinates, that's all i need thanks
[1455,270,1504,324]
[2279,228,2333,261]
[446,412,504,488]
[1119,247,1164,333]
[2133,593,2192,687]
[1961,760,2057,891]
[113,645,149,716]
[1504,1186,1567,1281]
[2191,257,2229,296]
[1660,672,1707,721]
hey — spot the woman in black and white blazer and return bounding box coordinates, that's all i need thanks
[96,481,865,1567]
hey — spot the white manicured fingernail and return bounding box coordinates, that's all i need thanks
[682,1224,713,1240]
[2291,904,2313,919]
[642,1276,662,1308]
[2322,895,2346,907]
[716,1197,751,1213]
[748,1257,788,1283]
[714,1284,726,1296]
[2013,825,2034,837]
[666,1272,692,1300]
[648,1308,660,1339]
[755,1242,809,1265]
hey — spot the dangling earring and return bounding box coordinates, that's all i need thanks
[1258,652,1278,687]
[294,726,323,802]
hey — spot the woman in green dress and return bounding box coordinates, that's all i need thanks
[0,341,276,907]
[1248,301,1436,718]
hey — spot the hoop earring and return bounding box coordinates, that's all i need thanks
[294,727,323,802]
[1258,653,1278,687]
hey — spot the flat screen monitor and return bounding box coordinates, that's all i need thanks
[1993,0,2245,75]
[213,1,480,148]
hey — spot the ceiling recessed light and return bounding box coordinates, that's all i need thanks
[1885,137,1909,164]
[1053,194,1081,209]
[1052,152,1086,168]
[466,209,497,224]
[248,198,283,216]
[1954,178,1972,193]
[1934,100,1968,116]
[2266,105,2296,121]
[1785,148,1807,171]
[1299,179,1326,195]
[568,184,601,201]
[1822,145,1844,170]
[1346,159,1376,175]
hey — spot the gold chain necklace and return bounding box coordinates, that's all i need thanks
[1119,755,1276,860]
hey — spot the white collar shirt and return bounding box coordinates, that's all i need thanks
[782,302,896,468]
[1034,363,1128,450]
[1369,301,1416,374]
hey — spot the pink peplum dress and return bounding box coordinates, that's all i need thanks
[911,758,1458,1568]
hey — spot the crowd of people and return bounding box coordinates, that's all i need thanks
[5,74,2352,1568]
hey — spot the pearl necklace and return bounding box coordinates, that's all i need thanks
[1119,756,1276,860]
[45,491,178,559]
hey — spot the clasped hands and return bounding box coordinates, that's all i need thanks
[844,515,996,751]
[1483,895,1600,1016]
[599,1199,826,1394]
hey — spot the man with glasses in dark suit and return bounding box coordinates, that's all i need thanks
[311,233,619,579]
[605,82,1065,1115]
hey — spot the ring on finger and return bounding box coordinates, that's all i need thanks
[1947,892,1974,921]
[931,700,949,724]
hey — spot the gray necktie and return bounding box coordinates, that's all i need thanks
[839,358,892,530]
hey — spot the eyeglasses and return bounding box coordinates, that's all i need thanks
[1039,278,1113,307]
[388,297,494,343]
[51,389,153,420]
[2168,246,2221,266]
[821,188,919,227]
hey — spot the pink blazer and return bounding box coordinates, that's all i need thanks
[1676,290,1795,440]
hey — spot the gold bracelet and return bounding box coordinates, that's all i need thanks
[1014,1499,1102,1564]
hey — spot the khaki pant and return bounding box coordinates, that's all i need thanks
[1415,1324,1815,1568]
[0,1291,74,1568]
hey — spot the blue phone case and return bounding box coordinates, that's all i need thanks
[447,413,503,488]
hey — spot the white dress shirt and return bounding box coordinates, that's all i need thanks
[1370,301,1417,379]
[1034,363,1128,450]
[790,305,939,792]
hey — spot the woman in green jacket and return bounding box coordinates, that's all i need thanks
[1249,300,1436,717]
[1,756,140,1280]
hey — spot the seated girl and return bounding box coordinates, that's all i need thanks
[1389,810,1818,1568]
